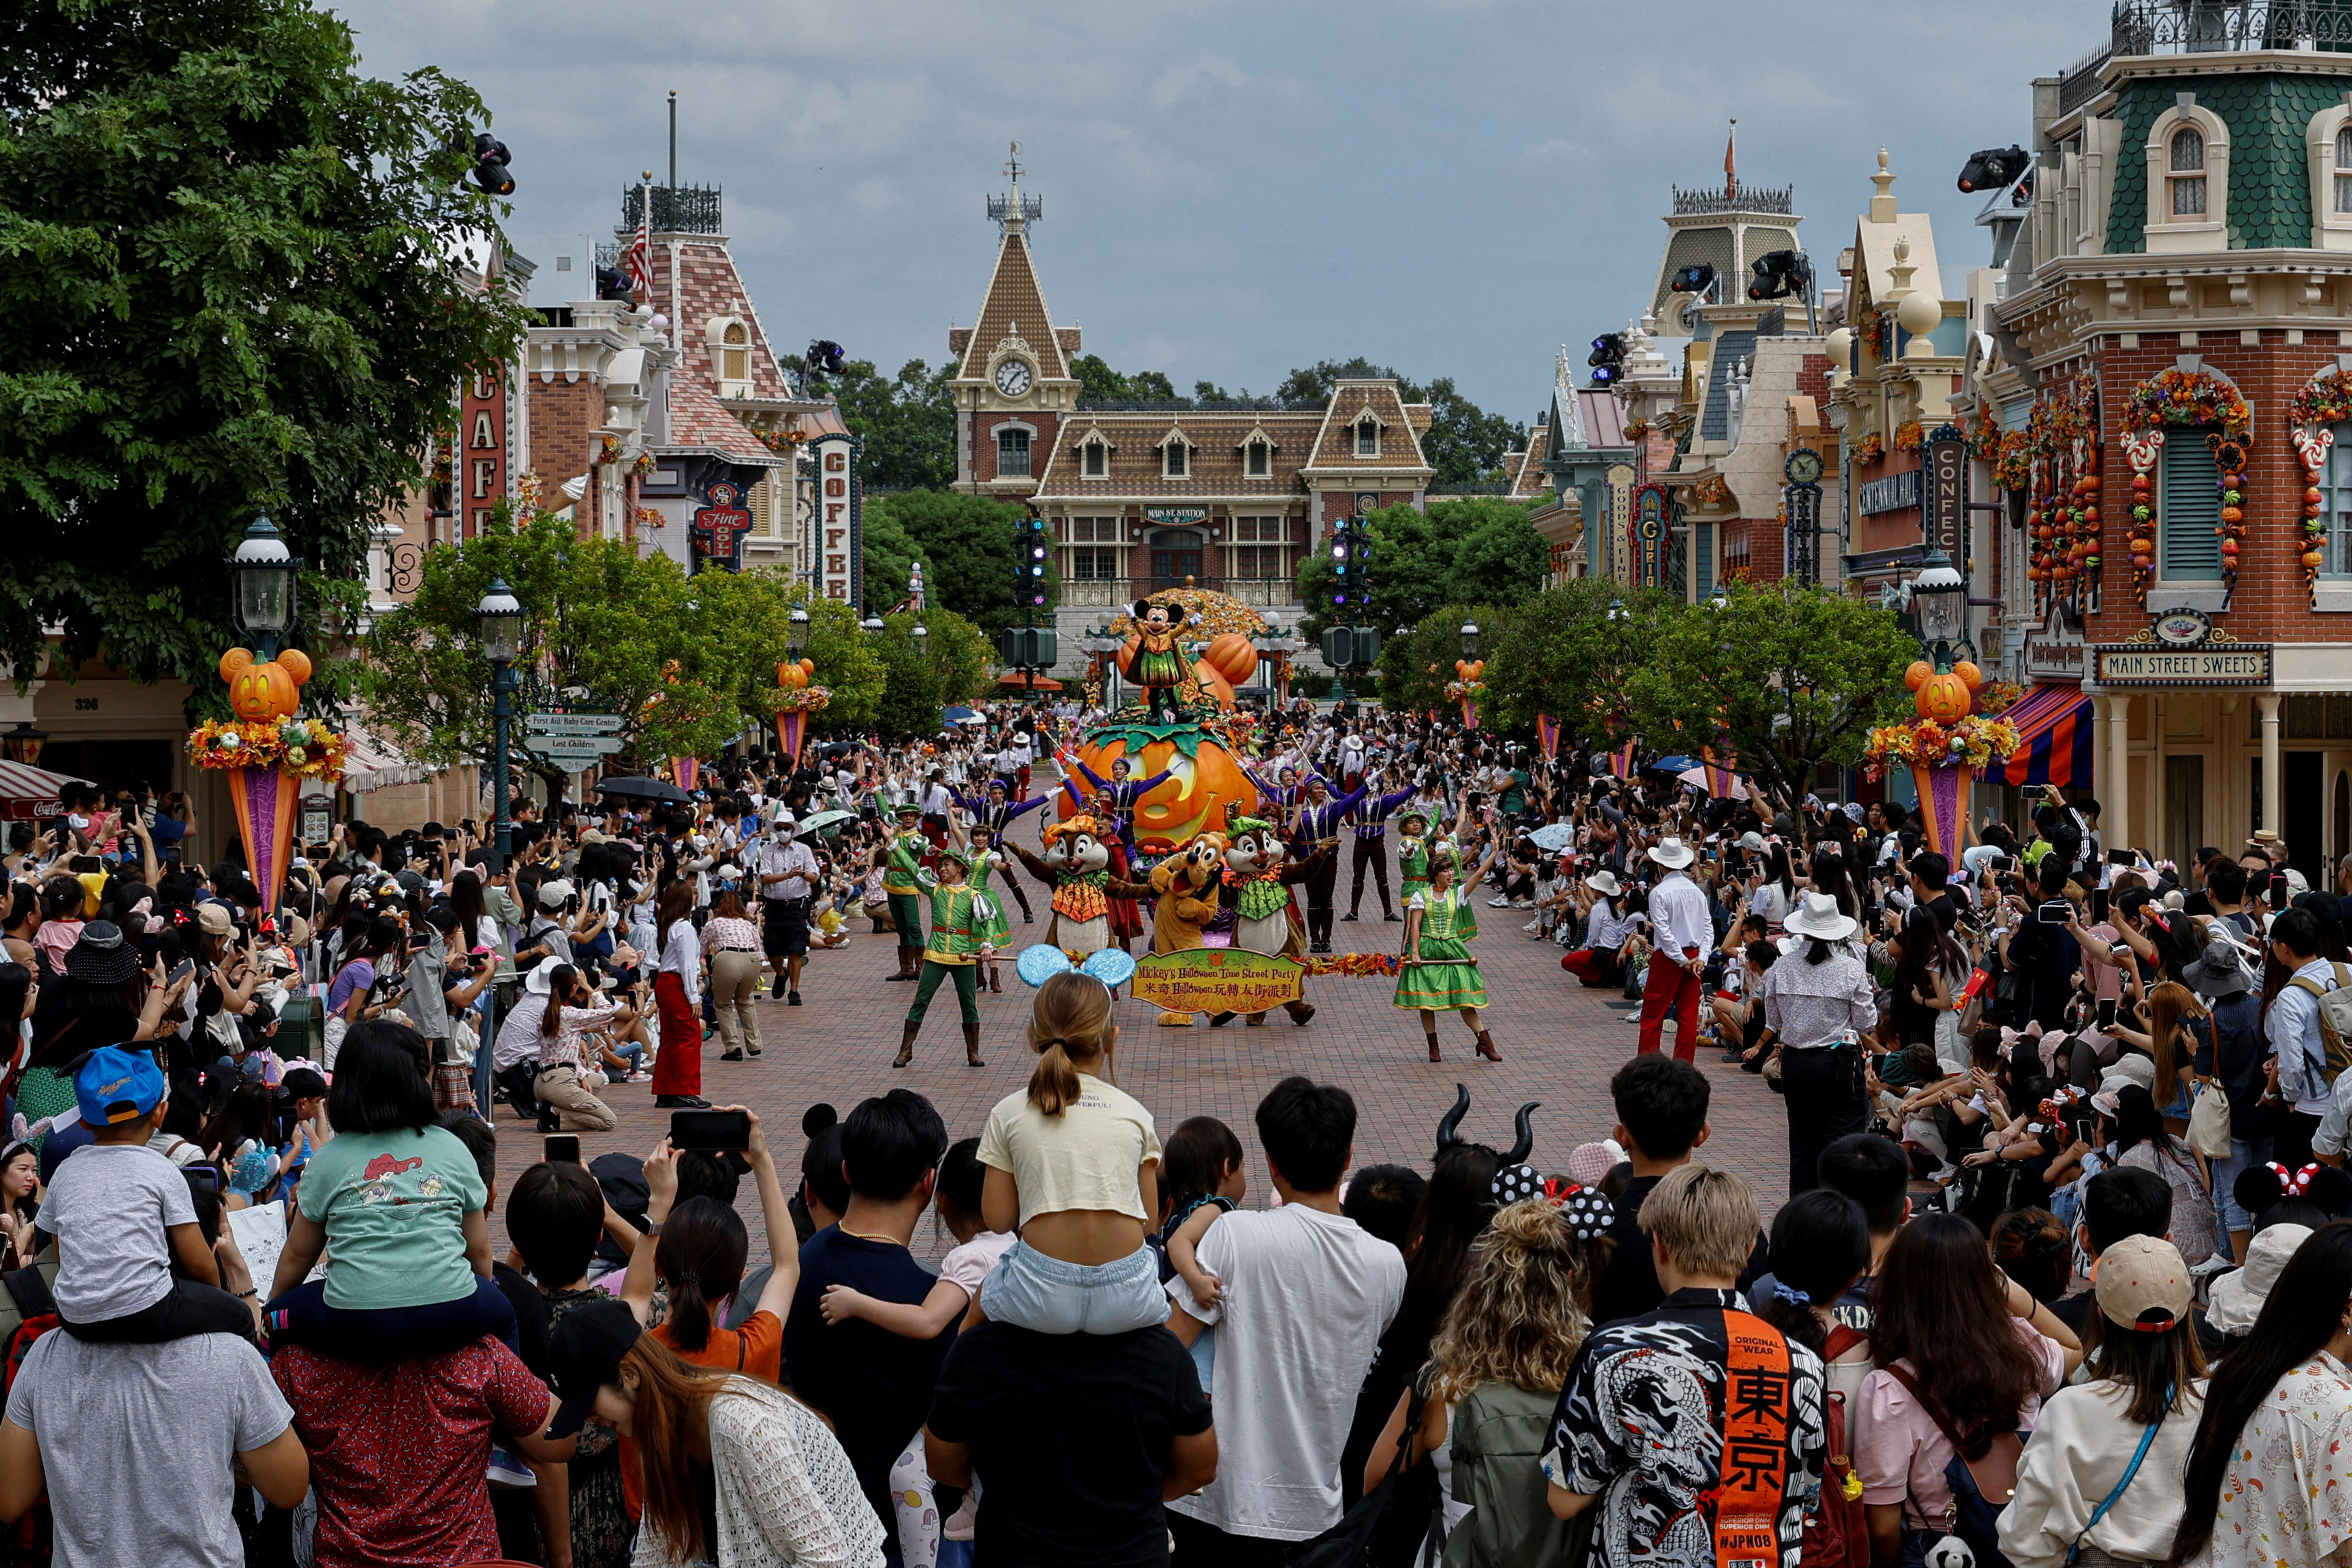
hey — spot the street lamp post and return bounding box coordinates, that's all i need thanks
[788,604,809,659]
[1606,597,1628,623]
[1459,619,1481,661]
[1907,546,1968,671]
[1,722,47,768]
[476,578,525,861]
[228,515,299,661]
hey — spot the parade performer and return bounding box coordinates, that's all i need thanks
[1342,777,1417,924]
[965,828,1016,995]
[1118,599,1192,723]
[894,840,995,1070]
[1007,817,1153,962]
[1057,751,1170,949]
[1145,834,1228,1026]
[954,776,1049,926]
[882,802,928,983]
[1396,839,1503,1063]
[1290,775,1367,953]
[1395,808,1434,911]
[1210,817,1323,1028]
[1241,760,1316,838]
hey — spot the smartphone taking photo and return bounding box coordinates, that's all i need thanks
[671,1108,751,1152]
[544,1134,581,1163]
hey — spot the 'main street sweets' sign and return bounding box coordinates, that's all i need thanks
[2093,644,2272,686]
[1133,948,1303,1015]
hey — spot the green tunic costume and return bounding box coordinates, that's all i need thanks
[1396,833,1431,911]
[1394,884,1488,1012]
[906,869,987,1026]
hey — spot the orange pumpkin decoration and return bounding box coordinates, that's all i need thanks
[2305,549,2328,569]
[2221,506,2244,524]
[799,658,815,677]
[776,661,809,691]
[1190,659,1239,711]
[1058,730,1259,850]
[1904,660,1935,690]
[1951,661,1982,689]
[1200,632,1258,688]
[221,647,310,722]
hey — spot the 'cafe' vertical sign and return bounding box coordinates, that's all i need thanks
[461,366,506,540]
[808,432,864,607]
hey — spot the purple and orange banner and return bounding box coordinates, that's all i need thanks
[226,768,300,916]
[1535,713,1561,761]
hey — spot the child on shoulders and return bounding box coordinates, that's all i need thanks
[821,1137,1011,1337]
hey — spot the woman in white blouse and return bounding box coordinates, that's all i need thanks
[650,880,708,1109]
[544,1300,885,1568]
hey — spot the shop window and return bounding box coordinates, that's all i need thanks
[2323,434,2352,575]
[2160,435,2223,580]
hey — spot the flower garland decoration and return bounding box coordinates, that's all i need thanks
[768,686,832,714]
[2025,374,2101,611]
[1976,679,2024,716]
[2289,370,2349,604]
[2122,367,2251,437]
[632,506,666,532]
[1851,432,1885,467]
[1624,418,1650,441]
[1860,714,2022,779]
[631,451,657,478]
[1967,406,2002,458]
[1892,419,1926,455]
[599,434,623,465]
[1992,429,2032,492]
[2210,435,2251,597]
[759,427,810,455]
[189,719,349,780]
[2291,368,2352,426]
[1689,474,1731,508]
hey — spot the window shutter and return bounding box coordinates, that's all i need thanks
[2161,434,2223,579]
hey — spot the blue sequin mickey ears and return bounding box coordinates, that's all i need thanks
[1013,943,1136,991]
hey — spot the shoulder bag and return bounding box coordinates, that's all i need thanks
[1882,1364,2022,1568]
[1287,1374,1443,1568]
[2065,1403,2164,1566]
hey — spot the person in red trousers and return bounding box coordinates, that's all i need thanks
[1636,836,1711,1063]
[649,880,710,1108]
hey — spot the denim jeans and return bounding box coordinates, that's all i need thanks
[2213,1133,2271,1240]
[978,1241,1168,1334]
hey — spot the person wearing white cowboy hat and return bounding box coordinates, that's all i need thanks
[1635,836,1713,1061]
[1562,868,1639,989]
[751,809,821,1004]
[1753,891,1877,1194]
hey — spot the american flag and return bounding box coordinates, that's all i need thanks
[625,183,653,301]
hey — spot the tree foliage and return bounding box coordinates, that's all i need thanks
[1295,500,1545,643]
[1071,354,1175,404]
[1624,582,1921,808]
[1375,602,1509,716]
[862,490,1057,635]
[860,609,990,739]
[0,0,529,695]
[1482,580,1679,744]
[361,512,885,770]
[829,357,956,492]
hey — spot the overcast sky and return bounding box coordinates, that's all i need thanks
[343,0,2094,422]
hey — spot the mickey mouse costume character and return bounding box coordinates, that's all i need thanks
[1118,598,1191,723]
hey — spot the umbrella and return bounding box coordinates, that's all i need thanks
[1676,766,1759,801]
[594,775,692,804]
[1650,754,1698,774]
[1529,822,1575,854]
[799,809,855,834]
[943,706,980,724]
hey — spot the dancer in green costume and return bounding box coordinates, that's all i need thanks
[1395,838,1503,1063]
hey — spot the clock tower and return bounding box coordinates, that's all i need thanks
[949,146,1081,498]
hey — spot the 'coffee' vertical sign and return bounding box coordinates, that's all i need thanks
[461,367,507,540]
[809,433,864,606]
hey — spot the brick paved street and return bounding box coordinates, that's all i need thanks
[491,873,1793,1264]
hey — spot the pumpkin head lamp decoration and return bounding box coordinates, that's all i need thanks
[1907,658,1981,724]
[222,646,312,724]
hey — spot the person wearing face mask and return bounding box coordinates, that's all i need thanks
[752,813,821,1006]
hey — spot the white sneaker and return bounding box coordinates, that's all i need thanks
[1486,896,1509,907]
[627,1071,652,1083]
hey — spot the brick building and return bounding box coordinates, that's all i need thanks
[945,159,1434,672]
[1986,3,2352,879]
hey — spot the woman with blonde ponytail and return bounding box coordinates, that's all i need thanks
[972,971,1168,1334]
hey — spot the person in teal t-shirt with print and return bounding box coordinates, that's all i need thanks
[263,1020,516,1357]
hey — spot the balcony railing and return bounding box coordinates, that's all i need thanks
[1058,576,1300,609]
[2111,0,2352,60]
[1671,185,1795,216]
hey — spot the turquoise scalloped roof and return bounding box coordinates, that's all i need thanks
[2108,70,2352,252]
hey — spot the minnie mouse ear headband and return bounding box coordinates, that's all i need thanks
[1488,1163,1616,1241]
[2233,1160,2352,1222]
[1013,942,1136,991]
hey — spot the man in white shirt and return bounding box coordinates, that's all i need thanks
[2270,907,2343,1166]
[1166,1077,1405,1566]
[753,815,822,1005]
[1638,836,1714,1063]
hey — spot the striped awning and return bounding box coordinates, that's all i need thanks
[342,724,427,794]
[1998,682,2095,790]
[0,760,84,819]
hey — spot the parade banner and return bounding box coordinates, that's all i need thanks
[1133,948,1303,1015]
[1535,713,1561,761]
[1910,761,1968,858]
[774,708,808,765]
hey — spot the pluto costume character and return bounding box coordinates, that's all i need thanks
[1007,816,1154,962]
[1145,833,1228,1027]
[1210,815,1325,1028]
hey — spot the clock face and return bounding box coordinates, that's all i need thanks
[1785,448,1824,485]
[995,359,1032,397]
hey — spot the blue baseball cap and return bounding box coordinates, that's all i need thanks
[74,1045,165,1127]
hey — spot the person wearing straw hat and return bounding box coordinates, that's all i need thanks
[1635,835,1713,1062]
[1561,868,1638,989]
[1755,891,1877,1195]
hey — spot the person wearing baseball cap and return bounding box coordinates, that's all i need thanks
[543,1299,884,1566]
[30,1045,258,1345]
[2002,1235,2205,1567]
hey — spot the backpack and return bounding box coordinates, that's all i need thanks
[2286,961,2352,1079]
[1,1263,59,1568]
[1441,1382,1593,1568]
[1802,1327,1870,1568]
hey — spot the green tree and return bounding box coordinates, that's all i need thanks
[0,0,530,695]
[869,612,943,739]
[1273,361,1525,488]
[1626,581,1921,809]
[1483,580,1679,744]
[861,503,920,615]
[1376,603,1509,716]
[1071,354,1175,404]
[920,608,994,708]
[1441,501,1549,605]
[866,490,1058,635]
[830,358,955,491]
[683,566,885,738]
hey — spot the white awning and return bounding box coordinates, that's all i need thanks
[343,724,428,793]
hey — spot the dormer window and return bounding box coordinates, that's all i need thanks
[1354,417,1380,459]
[708,317,754,397]
[2169,126,2207,216]
[1165,443,1189,479]
[1084,441,1108,478]
[1246,439,1270,477]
